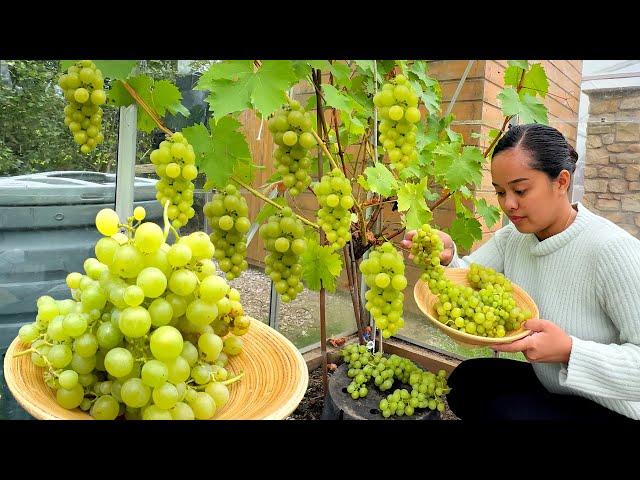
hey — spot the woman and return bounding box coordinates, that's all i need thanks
[402,123,640,421]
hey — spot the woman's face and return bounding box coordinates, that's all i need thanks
[491,147,569,235]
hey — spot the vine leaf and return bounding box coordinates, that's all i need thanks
[197,60,299,120]
[508,60,529,70]
[447,216,482,251]
[322,84,353,113]
[182,117,252,188]
[361,163,398,198]
[433,143,484,191]
[497,88,548,125]
[301,234,343,293]
[474,198,502,229]
[521,63,549,98]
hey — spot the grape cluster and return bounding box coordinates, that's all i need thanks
[312,168,354,251]
[340,344,449,418]
[268,99,316,197]
[204,184,250,280]
[360,242,407,339]
[410,224,532,338]
[58,60,106,154]
[17,207,251,420]
[259,207,307,302]
[150,131,198,230]
[373,73,422,172]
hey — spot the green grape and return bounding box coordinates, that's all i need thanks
[120,378,151,408]
[56,384,85,409]
[189,392,216,419]
[104,347,134,378]
[203,185,250,280]
[150,326,184,361]
[141,359,170,388]
[59,61,105,154]
[91,395,120,420]
[312,168,354,252]
[170,402,195,420]
[151,132,198,230]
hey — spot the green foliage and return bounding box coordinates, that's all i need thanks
[359,163,398,197]
[301,233,343,292]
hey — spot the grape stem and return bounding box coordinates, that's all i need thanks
[221,371,244,385]
[121,81,173,137]
[230,176,319,229]
[162,200,171,241]
[12,348,35,358]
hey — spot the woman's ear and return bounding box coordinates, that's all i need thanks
[556,170,571,194]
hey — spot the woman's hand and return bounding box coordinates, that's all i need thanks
[490,319,573,364]
[401,229,456,266]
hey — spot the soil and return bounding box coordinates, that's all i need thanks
[286,365,460,421]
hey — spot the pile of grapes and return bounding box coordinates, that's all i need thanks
[359,242,407,339]
[16,206,250,420]
[58,60,106,154]
[411,223,532,338]
[150,131,198,230]
[268,99,315,197]
[312,168,355,251]
[259,207,307,302]
[340,343,449,418]
[373,73,422,172]
[204,184,250,280]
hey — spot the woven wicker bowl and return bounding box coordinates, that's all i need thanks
[3,318,308,420]
[413,268,539,348]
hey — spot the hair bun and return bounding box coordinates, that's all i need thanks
[568,145,579,163]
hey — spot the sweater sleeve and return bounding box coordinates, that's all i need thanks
[448,223,513,272]
[558,235,640,401]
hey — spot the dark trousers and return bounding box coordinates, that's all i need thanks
[446,358,634,421]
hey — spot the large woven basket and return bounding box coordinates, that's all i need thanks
[3,318,308,420]
[413,268,539,348]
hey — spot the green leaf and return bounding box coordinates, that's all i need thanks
[504,65,522,87]
[508,60,529,70]
[475,198,501,229]
[446,128,463,143]
[153,80,187,117]
[408,61,437,87]
[433,143,483,190]
[322,84,352,113]
[363,163,398,197]
[59,60,77,71]
[519,92,549,124]
[447,216,482,251]
[181,123,211,167]
[301,234,343,292]
[354,60,375,75]
[256,197,286,224]
[330,62,352,89]
[250,60,299,118]
[307,60,332,70]
[343,114,365,136]
[106,80,134,107]
[397,179,432,231]
[126,75,156,132]
[399,165,421,181]
[206,80,253,120]
[521,63,549,98]
[196,60,253,86]
[207,116,252,187]
[93,61,137,80]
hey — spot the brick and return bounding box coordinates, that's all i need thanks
[584,166,598,178]
[609,179,628,193]
[587,124,613,135]
[586,148,610,165]
[605,212,629,223]
[584,179,609,192]
[600,166,624,178]
[596,198,621,211]
[635,214,640,227]
[614,153,640,164]
[616,123,640,142]
[620,96,640,110]
[606,144,628,153]
[630,182,640,191]
[625,165,640,181]
[627,144,640,153]
[587,136,603,148]
[622,195,640,212]
[590,98,620,114]
[602,133,615,145]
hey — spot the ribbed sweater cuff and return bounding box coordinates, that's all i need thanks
[560,336,640,401]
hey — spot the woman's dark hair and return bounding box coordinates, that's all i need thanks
[492,123,578,178]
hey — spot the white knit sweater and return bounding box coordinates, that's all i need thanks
[449,202,640,420]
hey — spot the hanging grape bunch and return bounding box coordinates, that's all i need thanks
[359,242,408,338]
[340,344,450,418]
[411,224,532,338]
[373,73,422,172]
[259,207,307,302]
[267,99,316,197]
[150,132,198,230]
[313,168,355,251]
[203,184,251,280]
[16,206,250,420]
[58,60,106,154]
